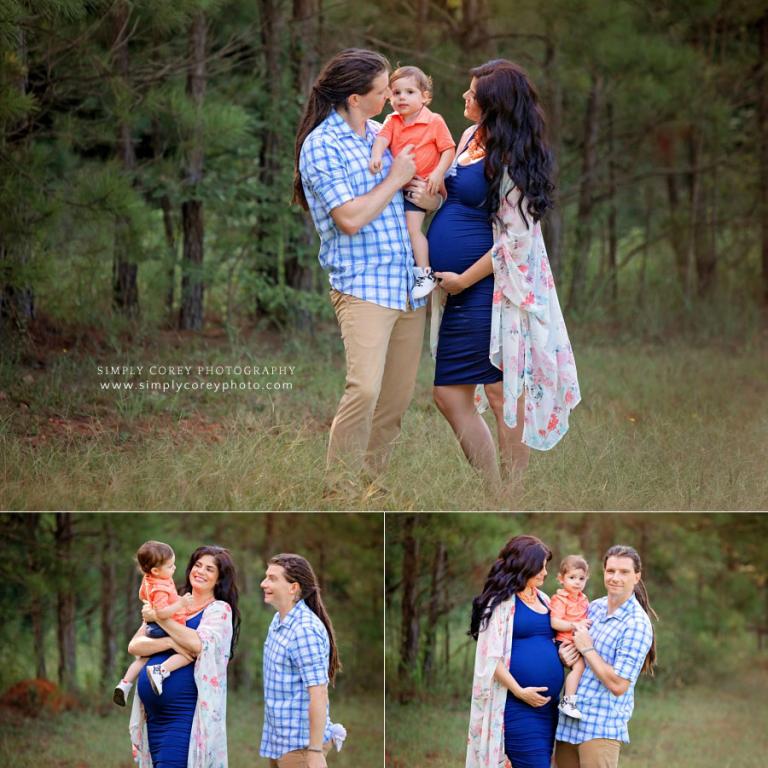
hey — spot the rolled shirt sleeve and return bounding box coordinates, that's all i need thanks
[612,618,653,682]
[301,139,356,215]
[289,623,330,688]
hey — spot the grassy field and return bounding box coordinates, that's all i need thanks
[385,666,768,768]
[0,689,381,768]
[1,322,766,510]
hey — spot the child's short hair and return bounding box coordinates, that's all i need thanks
[559,554,589,575]
[390,65,432,103]
[136,540,174,574]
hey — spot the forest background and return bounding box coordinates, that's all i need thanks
[1,1,767,510]
[385,512,768,767]
[0,511,384,767]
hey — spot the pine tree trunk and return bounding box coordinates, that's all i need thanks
[0,26,35,337]
[759,14,768,306]
[55,513,77,691]
[179,11,207,331]
[685,131,702,300]
[398,515,419,703]
[568,74,602,311]
[542,29,563,278]
[112,1,139,316]
[100,519,117,687]
[24,515,47,679]
[288,0,320,332]
[460,0,487,53]
[124,565,140,653]
[606,100,617,305]
[161,195,177,322]
[422,541,446,682]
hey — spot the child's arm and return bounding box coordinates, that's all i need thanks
[427,147,456,195]
[551,615,578,632]
[155,593,193,620]
[369,134,390,173]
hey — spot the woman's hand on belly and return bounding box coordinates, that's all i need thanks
[433,270,466,295]
[514,686,552,708]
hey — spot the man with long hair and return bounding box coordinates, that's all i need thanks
[259,553,345,768]
[555,545,657,768]
[294,48,443,498]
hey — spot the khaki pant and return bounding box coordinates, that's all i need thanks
[269,740,332,768]
[555,739,621,768]
[327,290,426,480]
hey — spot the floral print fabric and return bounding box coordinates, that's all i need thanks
[484,174,581,449]
[129,600,234,768]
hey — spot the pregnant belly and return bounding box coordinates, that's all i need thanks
[509,637,564,698]
[427,206,493,275]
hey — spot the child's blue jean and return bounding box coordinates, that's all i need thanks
[145,622,168,638]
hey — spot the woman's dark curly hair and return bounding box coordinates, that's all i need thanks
[469,535,552,639]
[181,545,241,658]
[470,59,555,227]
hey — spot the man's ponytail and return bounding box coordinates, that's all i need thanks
[293,48,390,210]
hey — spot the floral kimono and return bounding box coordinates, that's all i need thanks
[485,174,580,449]
[130,600,234,768]
[465,592,550,768]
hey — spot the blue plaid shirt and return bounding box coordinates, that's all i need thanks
[260,600,332,759]
[556,594,653,744]
[299,109,426,311]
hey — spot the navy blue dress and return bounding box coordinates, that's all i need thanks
[138,610,202,768]
[503,596,563,768]
[427,159,502,386]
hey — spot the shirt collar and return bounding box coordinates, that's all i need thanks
[556,588,583,600]
[274,598,306,630]
[387,105,433,126]
[324,108,378,141]
[604,593,639,620]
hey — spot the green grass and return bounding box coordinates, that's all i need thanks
[0,690,381,768]
[1,325,766,509]
[385,666,768,768]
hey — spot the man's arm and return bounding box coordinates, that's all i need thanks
[572,626,630,696]
[331,146,416,235]
[307,684,329,768]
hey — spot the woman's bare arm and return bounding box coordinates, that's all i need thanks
[127,623,175,657]
[143,604,202,657]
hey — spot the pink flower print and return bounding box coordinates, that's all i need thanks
[521,291,535,308]
[547,413,559,432]
[493,289,502,304]
[539,429,546,436]
[518,264,528,273]
[565,389,575,405]
[210,677,219,687]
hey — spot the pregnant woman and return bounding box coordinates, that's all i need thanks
[429,60,580,490]
[466,535,565,768]
[128,545,241,767]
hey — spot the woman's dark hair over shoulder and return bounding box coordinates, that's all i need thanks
[469,535,552,639]
[293,48,390,210]
[471,59,555,226]
[182,545,241,658]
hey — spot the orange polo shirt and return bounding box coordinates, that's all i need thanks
[378,106,455,178]
[549,588,590,642]
[139,574,188,624]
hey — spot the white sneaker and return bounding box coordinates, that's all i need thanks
[558,695,582,719]
[113,680,132,707]
[412,267,437,299]
[147,665,167,696]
